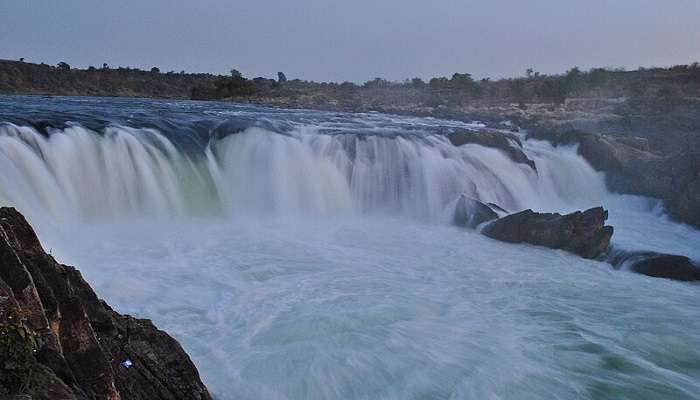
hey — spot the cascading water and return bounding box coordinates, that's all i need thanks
[0,122,606,224]
[1,96,699,400]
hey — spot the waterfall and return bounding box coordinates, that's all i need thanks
[4,102,700,400]
[0,122,607,224]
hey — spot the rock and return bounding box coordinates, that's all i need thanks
[453,195,499,228]
[486,202,508,215]
[446,129,537,171]
[528,128,700,229]
[482,207,613,259]
[0,207,212,400]
[632,255,700,282]
[608,250,700,282]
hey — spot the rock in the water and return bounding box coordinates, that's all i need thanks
[453,195,499,228]
[632,255,700,282]
[447,129,537,171]
[0,207,212,400]
[482,207,613,259]
[608,250,700,282]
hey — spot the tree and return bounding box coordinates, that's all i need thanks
[277,71,287,83]
[509,79,528,104]
[19,58,24,62]
[56,62,71,71]
[230,69,242,78]
[213,73,256,97]
[429,77,450,89]
[410,77,426,87]
[536,79,567,104]
[151,67,160,74]
[339,81,357,90]
[562,66,583,94]
[588,68,610,88]
[363,78,391,88]
[451,72,474,85]
[102,63,109,70]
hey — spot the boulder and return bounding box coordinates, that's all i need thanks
[0,207,212,400]
[482,207,613,259]
[632,254,700,282]
[608,250,700,282]
[447,129,537,171]
[453,195,499,228]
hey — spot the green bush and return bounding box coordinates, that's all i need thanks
[0,323,39,393]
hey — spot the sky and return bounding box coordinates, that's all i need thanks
[1,0,699,83]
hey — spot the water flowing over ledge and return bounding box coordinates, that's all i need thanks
[0,121,607,224]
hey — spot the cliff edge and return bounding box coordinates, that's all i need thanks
[0,207,212,400]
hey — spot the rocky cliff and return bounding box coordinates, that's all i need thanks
[527,127,700,230]
[0,207,212,399]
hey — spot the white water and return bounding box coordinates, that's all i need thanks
[0,123,606,222]
[1,118,699,399]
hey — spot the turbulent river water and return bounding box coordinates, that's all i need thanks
[1,96,699,399]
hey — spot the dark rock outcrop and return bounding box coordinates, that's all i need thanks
[482,207,613,259]
[0,207,212,400]
[608,250,700,282]
[447,129,537,171]
[453,195,499,229]
[632,254,700,282]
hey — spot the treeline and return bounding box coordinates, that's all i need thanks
[250,64,700,109]
[190,69,257,100]
[2,58,700,109]
[0,59,216,98]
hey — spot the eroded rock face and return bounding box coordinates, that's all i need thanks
[528,128,700,230]
[446,129,537,171]
[453,195,499,229]
[0,207,212,400]
[482,207,613,259]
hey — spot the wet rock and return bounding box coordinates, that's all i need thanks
[486,202,508,215]
[482,207,613,259]
[609,250,700,282]
[0,207,212,400]
[528,128,700,229]
[447,129,537,171]
[453,195,499,228]
[632,254,700,282]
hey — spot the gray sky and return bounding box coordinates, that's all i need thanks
[1,0,699,83]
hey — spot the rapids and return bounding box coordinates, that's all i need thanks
[1,96,699,399]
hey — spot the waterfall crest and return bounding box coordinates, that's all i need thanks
[0,123,607,223]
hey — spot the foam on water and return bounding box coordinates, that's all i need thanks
[45,217,700,400]
[1,100,699,399]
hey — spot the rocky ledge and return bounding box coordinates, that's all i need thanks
[0,207,212,400]
[446,129,537,171]
[482,207,614,259]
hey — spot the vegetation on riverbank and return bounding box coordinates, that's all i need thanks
[2,58,699,109]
